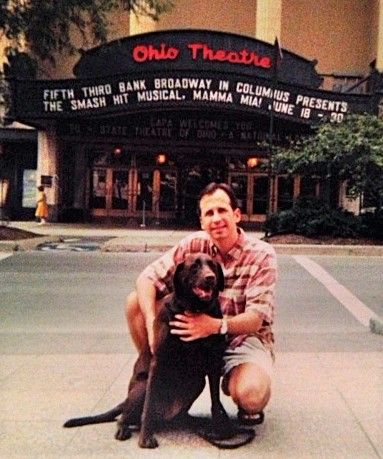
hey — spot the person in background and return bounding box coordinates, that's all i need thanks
[125,182,277,425]
[35,185,49,225]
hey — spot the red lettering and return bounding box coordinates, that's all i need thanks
[187,42,272,68]
[239,49,253,65]
[132,44,180,63]
[167,47,179,59]
[188,43,203,60]
[227,51,240,63]
[259,56,272,68]
[133,45,147,63]
[214,50,226,61]
[132,42,273,69]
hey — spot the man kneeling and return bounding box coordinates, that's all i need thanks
[126,182,277,426]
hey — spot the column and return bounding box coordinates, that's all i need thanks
[256,0,282,44]
[376,0,383,71]
[73,145,87,211]
[37,126,60,221]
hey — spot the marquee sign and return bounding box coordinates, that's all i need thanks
[11,70,373,125]
[8,30,376,127]
[57,111,291,145]
[73,29,322,87]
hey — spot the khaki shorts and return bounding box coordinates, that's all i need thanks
[222,336,274,379]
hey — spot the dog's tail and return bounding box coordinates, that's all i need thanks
[63,403,124,428]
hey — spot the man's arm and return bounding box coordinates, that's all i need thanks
[169,309,263,341]
[224,310,264,335]
[136,273,158,353]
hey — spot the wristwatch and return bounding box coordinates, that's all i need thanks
[219,316,228,335]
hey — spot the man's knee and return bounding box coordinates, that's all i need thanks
[227,364,272,413]
[125,291,140,323]
[237,381,271,413]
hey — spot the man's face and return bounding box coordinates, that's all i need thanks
[199,189,241,242]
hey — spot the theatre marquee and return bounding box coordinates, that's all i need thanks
[8,30,377,126]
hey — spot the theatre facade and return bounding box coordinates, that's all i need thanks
[7,29,380,226]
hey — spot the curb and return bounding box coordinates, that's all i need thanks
[272,244,383,256]
[1,237,383,256]
[101,243,173,252]
[102,242,383,256]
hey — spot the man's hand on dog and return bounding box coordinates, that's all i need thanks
[169,311,220,341]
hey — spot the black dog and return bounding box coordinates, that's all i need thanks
[64,253,254,448]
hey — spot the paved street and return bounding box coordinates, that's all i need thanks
[0,251,382,458]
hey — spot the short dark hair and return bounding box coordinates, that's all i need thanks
[197,182,239,216]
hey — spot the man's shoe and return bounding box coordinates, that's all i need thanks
[237,408,265,426]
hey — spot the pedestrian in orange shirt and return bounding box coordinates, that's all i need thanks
[35,185,49,225]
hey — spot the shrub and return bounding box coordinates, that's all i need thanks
[263,196,367,238]
[359,211,383,240]
[263,210,296,235]
[296,210,362,237]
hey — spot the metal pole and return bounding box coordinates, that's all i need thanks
[140,200,146,228]
[265,38,280,237]
[155,195,160,225]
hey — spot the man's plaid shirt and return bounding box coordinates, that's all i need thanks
[141,228,277,357]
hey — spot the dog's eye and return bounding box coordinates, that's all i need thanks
[190,259,201,272]
[207,260,216,270]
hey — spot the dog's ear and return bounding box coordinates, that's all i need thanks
[215,262,225,291]
[173,262,186,297]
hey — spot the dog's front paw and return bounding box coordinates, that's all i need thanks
[138,434,159,448]
[115,423,132,441]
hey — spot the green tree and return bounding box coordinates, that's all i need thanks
[0,0,173,122]
[0,0,173,67]
[272,114,383,213]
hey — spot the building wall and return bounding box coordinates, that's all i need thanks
[37,0,380,84]
[281,0,376,76]
[156,0,257,37]
[369,0,380,67]
[39,1,258,79]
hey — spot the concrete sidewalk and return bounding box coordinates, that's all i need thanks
[3,220,383,256]
[1,347,382,458]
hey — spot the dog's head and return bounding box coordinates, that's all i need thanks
[173,253,224,307]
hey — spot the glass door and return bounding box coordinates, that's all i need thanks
[277,176,295,211]
[91,168,107,211]
[112,170,129,210]
[90,165,178,221]
[252,176,269,214]
[159,171,177,212]
[230,174,248,214]
[136,171,153,212]
[91,168,129,217]
[229,173,271,222]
